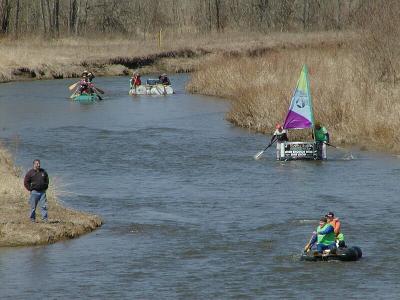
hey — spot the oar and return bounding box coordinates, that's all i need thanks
[254,138,277,160]
[304,232,317,253]
[326,142,349,151]
[92,87,103,100]
[92,86,103,95]
[68,81,79,91]
[93,86,105,94]
[326,142,338,149]
[326,142,354,160]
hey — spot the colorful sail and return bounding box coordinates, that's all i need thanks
[283,65,314,129]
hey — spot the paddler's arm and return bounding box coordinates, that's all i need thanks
[317,225,334,235]
[304,232,317,252]
[326,132,330,143]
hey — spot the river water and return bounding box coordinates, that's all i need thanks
[0,75,399,299]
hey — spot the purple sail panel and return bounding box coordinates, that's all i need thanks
[283,110,313,129]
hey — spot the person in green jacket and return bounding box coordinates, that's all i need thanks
[304,217,336,253]
[313,122,329,159]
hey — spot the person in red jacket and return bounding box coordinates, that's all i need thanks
[130,72,141,88]
[78,76,89,94]
[24,159,49,222]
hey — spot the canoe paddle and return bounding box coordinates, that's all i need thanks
[326,142,338,149]
[304,232,317,253]
[254,138,277,160]
[93,86,105,94]
[68,81,79,91]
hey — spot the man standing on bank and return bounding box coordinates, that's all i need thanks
[24,159,49,222]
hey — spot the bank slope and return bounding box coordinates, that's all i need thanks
[0,147,102,247]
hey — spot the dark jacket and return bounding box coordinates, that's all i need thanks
[24,168,49,192]
[159,76,171,85]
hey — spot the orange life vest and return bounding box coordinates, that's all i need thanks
[329,218,341,235]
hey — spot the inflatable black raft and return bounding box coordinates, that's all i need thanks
[301,246,362,262]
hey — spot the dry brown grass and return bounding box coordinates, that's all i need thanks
[0,146,102,247]
[0,31,354,82]
[187,46,400,153]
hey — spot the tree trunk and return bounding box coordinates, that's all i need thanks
[303,0,309,30]
[40,0,47,33]
[45,0,53,36]
[215,0,221,32]
[1,0,11,34]
[15,0,21,37]
[83,0,89,35]
[69,0,78,34]
[336,0,342,29]
[208,0,212,32]
[74,0,81,35]
[54,0,60,36]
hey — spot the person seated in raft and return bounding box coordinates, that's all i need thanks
[130,72,141,88]
[87,72,95,83]
[81,70,89,78]
[81,70,95,82]
[159,73,171,85]
[88,82,96,94]
[313,122,330,159]
[304,217,337,254]
[78,76,90,94]
[270,123,288,159]
[325,212,346,248]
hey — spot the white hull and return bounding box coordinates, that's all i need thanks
[129,85,174,96]
[276,141,326,161]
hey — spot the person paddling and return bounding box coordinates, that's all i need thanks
[130,72,142,89]
[159,73,171,85]
[271,123,288,160]
[304,217,336,254]
[78,76,89,94]
[326,212,346,248]
[313,122,329,159]
[87,72,95,82]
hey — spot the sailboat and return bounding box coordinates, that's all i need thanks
[277,65,326,160]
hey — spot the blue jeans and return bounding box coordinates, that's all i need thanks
[317,243,336,253]
[29,190,48,221]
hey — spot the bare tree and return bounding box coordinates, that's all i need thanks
[14,0,20,36]
[1,0,12,33]
[0,0,378,38]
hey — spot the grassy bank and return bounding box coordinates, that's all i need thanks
[187,40,400,153]
[0,31,353,82]
[0,147,102,247]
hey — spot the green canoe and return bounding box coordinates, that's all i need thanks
[71,93,99,103]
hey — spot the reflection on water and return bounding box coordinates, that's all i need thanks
[0,75,399,299]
